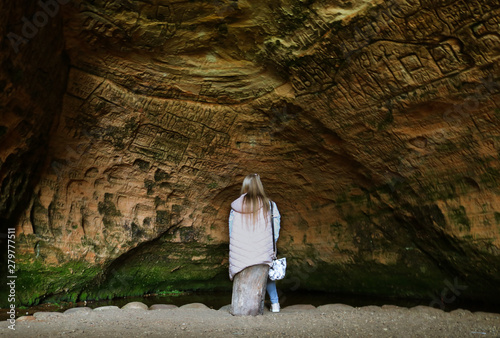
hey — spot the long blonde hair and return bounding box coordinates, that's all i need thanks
[240,174,270,227]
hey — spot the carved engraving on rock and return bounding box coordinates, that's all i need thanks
[406,10,449,40]
[129,124,189,164]
[436,1,476,30]
[469,14,500,64]
[428,42,468,75]
[66,68,104,100]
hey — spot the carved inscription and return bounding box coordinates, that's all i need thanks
[437,1,474,29]
[399,54,423,73]
[285,0,500,101]
[291,56,338,93]
[469,10,500,64]
[405,10,448,40]
[92,80,236,133]
[129,124,189,164]
[428,42,467,75]
[67,69,104,100]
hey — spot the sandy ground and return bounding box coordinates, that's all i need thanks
[1,302,499,337]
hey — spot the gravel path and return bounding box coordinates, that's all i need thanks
[1,303,499,337]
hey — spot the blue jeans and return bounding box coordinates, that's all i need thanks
[266,279,279,304]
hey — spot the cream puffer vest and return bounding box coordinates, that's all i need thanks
[229,195,274,281]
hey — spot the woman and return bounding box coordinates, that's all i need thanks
[228,173,281,312]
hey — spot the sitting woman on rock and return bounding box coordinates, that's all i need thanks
[228,173,281,313]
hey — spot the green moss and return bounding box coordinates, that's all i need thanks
[494,108,500,119]
[52,226,63,238]
[144,179,155,195]
[157,290,187,296]
[349,193,367,204]
[133,159,150,171]
[156,210,170,226]
[436,140,458,152]
[495,212,500,225]
[178,227,196,242]
[6,240,231,308]
[448,206,471,231]
[98,193,121,217]
[480,167,500,188]
[10,255,101,307]
[83,242,231,301]
[422,180,457,201]
[154,169,170,182]
[131,222,144,239]
[207,182,218,189]
[80,291,88,301]
[154,196,164,208]
[81,235,103,255]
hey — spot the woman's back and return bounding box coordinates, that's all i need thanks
[229,194,274,280]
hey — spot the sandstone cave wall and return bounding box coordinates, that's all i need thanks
[1,0,499,307]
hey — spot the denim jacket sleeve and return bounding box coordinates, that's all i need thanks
[228,209,234,236]
[271,201,281,242]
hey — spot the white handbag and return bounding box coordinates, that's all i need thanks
[269,257,287,281]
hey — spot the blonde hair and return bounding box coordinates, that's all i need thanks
[240,174,270,227]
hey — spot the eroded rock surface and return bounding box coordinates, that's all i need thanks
[1,0,499,306]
